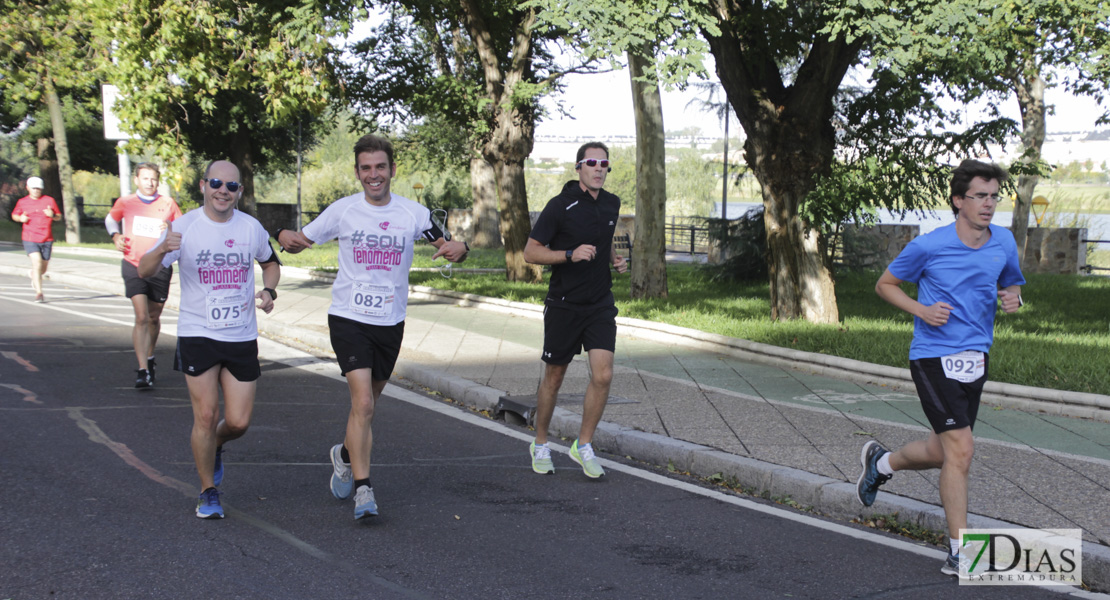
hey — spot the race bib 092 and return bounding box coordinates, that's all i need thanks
[941,350,985,383]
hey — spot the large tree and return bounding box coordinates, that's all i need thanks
[967,1,1110,264]
[697,1,1032,322]
[346,2,595,281]
[99,0,358,214]
[0,0,103,242]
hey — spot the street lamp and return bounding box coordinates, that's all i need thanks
[1032,195,1050,227]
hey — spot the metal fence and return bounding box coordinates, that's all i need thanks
[665,217,712,255]
[1082,238,1110,274]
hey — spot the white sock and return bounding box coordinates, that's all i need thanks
[950,538,961,556]
[877,453,894,476]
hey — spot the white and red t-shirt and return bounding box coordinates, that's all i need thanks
[11,195,60,243]
[108,194,183,266]
[155,208,275,342]
[302,193,433,326]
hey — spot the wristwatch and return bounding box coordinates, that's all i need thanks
[263,287,277,300]
[565,249,573,262]
[273,227,285,240]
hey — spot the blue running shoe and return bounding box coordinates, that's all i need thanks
[196,487,224,519]
[330,444,352,499]
[354,485,378,520]
[856,440,892,507]
[213,446,224,487]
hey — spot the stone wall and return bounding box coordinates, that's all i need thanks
[837,224,919,270]
[1019,227,1088,274]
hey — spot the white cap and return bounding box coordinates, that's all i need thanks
[27,176,44,189]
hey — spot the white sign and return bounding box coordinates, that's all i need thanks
[101,84,135,141]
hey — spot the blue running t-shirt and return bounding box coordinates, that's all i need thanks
[888,223,1025,360]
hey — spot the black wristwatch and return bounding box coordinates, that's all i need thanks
[565,249,573,262]
[263,287,277,300]
[273,227,285,240]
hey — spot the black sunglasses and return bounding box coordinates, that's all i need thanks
[204,178,242,192]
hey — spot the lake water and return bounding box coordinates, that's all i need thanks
[713,202,1110,240]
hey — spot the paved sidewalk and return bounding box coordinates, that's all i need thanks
[3,243,1109,590]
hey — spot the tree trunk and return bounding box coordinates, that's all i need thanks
[703,20,857,324]
[44,78,80,243]
[460,0,541,281]
[492,158,541,281]
[1010,54,1046,266]
[627,48,668,299]
[468,155,502,248]
[35,138,60,201]
[229,129,256,216]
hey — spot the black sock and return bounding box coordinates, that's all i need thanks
[340,446,350,464]
[354,478,371,491]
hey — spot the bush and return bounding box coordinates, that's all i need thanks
[702,205,768,281]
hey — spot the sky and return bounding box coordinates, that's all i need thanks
[534,59,1109,140]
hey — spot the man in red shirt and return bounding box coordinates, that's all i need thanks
[105,163,183,388]
[10,176,61,302]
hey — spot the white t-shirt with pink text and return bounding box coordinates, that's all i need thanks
[156,208,275,342]
[302,193,432,326]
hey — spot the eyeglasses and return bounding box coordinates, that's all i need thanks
[576,159,610,168]
[962,193,1001,202]
[204,178,242,192]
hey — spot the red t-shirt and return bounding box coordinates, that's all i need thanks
[108,194,183,266]
[11,195,61,243]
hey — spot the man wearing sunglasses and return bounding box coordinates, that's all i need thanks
[276,134,470,520]
[140,160,282,519]
[857,159,1024,578]
[523,141,627,478]
[105,163,183,389]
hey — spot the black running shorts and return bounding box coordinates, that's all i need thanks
[175,337,261,382]
[122,259,172,302]
[910,354,989,434]
[541,304,618,365]
[328,314,405,379]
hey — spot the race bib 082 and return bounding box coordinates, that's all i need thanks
[349,282,393,317]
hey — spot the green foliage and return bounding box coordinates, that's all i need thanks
[100,0,360,180]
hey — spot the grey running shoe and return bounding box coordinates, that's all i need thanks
[135,369,152,389]
[941,551,972,579]
[354,485,378,520]
[330,444,352,499]
[856,440,892,506]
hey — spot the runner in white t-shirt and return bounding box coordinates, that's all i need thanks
[277,134,469,520]
[140,160,281,520]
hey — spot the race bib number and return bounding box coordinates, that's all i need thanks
[131,215,164,239]
[350,282,393,317]
[941,350,985,383]
[206,291,251,329]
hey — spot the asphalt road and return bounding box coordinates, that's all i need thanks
[0,274,1088,599]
